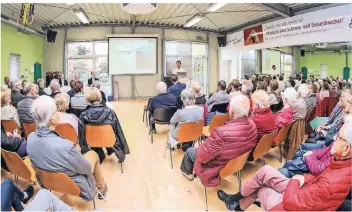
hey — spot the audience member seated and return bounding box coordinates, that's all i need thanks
[11,80,25,108]
[278,75,285,92]
[329,81,338,98]
[27,95,108,201]
[22,80,28,93]
[206,80,228,112]
[1,88,21,127]
[218,117,352,211]
[250,90,277,144]
[251,75,257,92]
[54,93,79,135]
[49,79,61,99]
[37,78,47,96]
[275,88,295,129]
[226,79,240,94]
[268,80,280,105]
[228,79,241,101]
[320,82,330,101]
[1,179,34,211]
[180,94,257,184]
[291,84,308,121]
[71,81,88,110]
[305,84,317,109]
[93,81,106,104]
[168,89,203,149]
[67,79,76,98]
[168,76,186,97]
[192,81,206,105]
[23,189,74,211]
[148,82,177,133]
[4,76,10,88]
[256,81,267,91]
[58,72,68,87]
[17,83,38,124]
[78,87,130,163]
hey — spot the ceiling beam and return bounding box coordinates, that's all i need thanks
[259,3,294,18]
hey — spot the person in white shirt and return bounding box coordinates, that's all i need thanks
[172,61,186,77]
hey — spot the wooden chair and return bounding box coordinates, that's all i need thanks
[250,130,278,162]
[150,107,178,144]
[202,114,230,137]
[1,150,36,183]
[22,122,36,138]
[85,125,123,173]
[32,166,100,209]
[56,124,78,144]
[272,125,291,163]
[1,120,21,135]
[165,120,203,169]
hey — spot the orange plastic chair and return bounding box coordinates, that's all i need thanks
[251,130,278,161]
[272,125,291,163]
[1,120,22,135]
[1,150,36,183]
[166,120,203,169]
[202,114,230,137]
[22,122,36,138]
[56,124,78,144]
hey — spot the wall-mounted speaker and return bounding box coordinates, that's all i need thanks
[300,49,305,57]
[46,30,57,43]
[217,35,226,47]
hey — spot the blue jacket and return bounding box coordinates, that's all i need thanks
[148,93,177,114]
[168,83,186,97]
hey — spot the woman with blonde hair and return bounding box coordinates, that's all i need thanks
[1,88,21,127]
[54,93,79,135]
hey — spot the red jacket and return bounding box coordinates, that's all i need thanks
[304,143,333,176]
[275,107,293,129]
[271,158,352,211]
[250,107,277,143]
[194,117,257,187]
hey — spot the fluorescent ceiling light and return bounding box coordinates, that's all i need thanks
[208,3,227,12]
[184,16,202,28]
[75,10,89,24]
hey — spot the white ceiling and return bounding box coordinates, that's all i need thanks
[0,3,341,33]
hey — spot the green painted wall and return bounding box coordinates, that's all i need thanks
[1,23,44,85]
[300,53,351,77]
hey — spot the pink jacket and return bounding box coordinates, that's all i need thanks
[304,143,333,176]
[275,107,293,129]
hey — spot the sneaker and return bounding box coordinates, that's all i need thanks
[98,185,108,200]
[181,171,194,181]
[22,186,34,204]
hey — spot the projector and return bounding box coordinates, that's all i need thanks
[121,3,158,15]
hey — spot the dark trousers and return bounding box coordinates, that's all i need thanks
[1,179,24,211]
[93,147,115,164]
[180,147,197,174]
[1,141,28,171]
[278,157,309,178]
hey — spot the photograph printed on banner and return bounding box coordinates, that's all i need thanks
[243,25,264,46]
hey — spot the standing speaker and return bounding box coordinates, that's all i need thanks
[47,30,57,43]
[300,49,305,57]
[217,35,226,47]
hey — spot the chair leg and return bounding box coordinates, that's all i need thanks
[120,163,123,173]
[279,144,283,163]
[93,199,96,209]
[170,146,173,169]
[15,175,18,184]
[204,186,208,211]
[146,113,149,127]
[151,131,153,144]
[237,171,242,191]
[143,110,145,122]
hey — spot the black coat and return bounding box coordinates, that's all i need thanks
[88,78,99,86]
[59,79,68,86]
[78,104,130,159]
[1,125,23,152]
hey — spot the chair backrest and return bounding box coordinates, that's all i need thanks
[210,102,229,113]
[273,125,290,146]
[70,108,84,118]
[1,120,21,134]
[22,122,36,138]
[208,114,230,133]
[32,166,80,196]
[153,107,178,122]
[1,150,32,181]
[219,151,251,179]
[85,125,115,147]
[55,124,78,144]
[176,120,204,143]
[252,130,278,161]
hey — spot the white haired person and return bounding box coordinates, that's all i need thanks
[217,114,352,211]
[17,83,38,124]
[49,79,61,98]
[291,84,309,121]
[92,81,106,104]
[192,81,206,105]
[168,89,203,150]
[10,79,25,107]
[179,94,257,182]
[54,93,79,135]
[27,95,108,201]
[148,82,178,133]
[274,87,295,130]
[78,87,130,163]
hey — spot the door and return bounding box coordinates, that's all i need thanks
[9,54,20,81]
[320,64,328,79]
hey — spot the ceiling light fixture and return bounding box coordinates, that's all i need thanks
[74,10,89,24]
[184,16,203,28]
[66,3,75,5]
[207,3,227,12]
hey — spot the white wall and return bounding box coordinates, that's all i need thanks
[43,26,218,98]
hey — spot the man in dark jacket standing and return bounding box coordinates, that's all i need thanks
[180,94,258,186]
[148,82,177,133]
[88,72,99,87]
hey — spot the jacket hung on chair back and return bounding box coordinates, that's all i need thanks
[78,104,130,157]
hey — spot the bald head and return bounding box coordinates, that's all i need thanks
[229,94,250,119]
[192,81,201,94]
[156,82,167,94]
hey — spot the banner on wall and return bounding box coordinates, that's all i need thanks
[225,4,352,51]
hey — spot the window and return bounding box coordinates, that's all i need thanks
[281,53,293,80]
[240,50,257,78]
[66,41,111,96]
[9,54,20,81]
